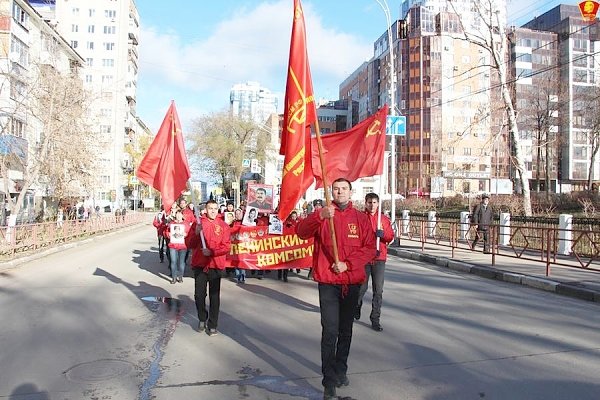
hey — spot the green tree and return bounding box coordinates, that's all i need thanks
[189,111,272,200]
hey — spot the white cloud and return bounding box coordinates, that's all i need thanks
[138,0,373,113]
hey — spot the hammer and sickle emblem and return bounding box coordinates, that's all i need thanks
[366,119,382,137]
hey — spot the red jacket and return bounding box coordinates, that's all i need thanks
[187,216,231,270]
[182,208,195,225]
[364,210,395,261]
[296,201,376,285]
[164,221,191,250]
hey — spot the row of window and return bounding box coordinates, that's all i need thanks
[72,8,117,18]
[71,41,115,51]
[72,25,116,34]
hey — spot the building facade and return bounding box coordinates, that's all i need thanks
[0,0,85,223]
[523,5,600,192]
[30,0,142,209]
[229,81,278,124]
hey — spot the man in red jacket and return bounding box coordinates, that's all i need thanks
[296,178,376,400]
[187,200,231,336]
[356,192,395,332]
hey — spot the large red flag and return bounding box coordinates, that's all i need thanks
[278,0,317,220]
[312,105,388,188]
[137,101,191,211]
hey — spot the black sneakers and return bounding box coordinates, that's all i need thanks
[323,385,336,399]
[207,328,218,337]
[354,306,361,321]
[371,323,383,332]
[197,321,206,332]
[336,375,349,387]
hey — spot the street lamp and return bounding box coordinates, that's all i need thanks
[374,0,397,224]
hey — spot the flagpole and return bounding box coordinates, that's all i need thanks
[312,119,340,264]
[189,181,207,249]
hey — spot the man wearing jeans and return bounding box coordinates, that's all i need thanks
[297,178,376,400]
[355,192,395,332]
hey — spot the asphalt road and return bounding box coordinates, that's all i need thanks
[1,225,599,400]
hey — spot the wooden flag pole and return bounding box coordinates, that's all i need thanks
[312,119,340,264]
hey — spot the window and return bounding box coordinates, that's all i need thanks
[102,58,114,67]
[105,10,116,18]
[72,24,79,33]
[85,75,93,83]
[100,175,111,184]
[10,37,29,67]
[10,118,25,138]
[10,78,26,99]
[88,25,95,33]
[103,26,116,34]
[71,40,79,49]
[463,148,471,155]
[104,42,115,50]
[100,108,112,116]
[86,58,93,66]
[12,3,29,28]
[100,125,112,133]
[72,7,80,16]
[574,146,588,159]
[89,9,95,17]
[478,180,486,191]
[102,75,114,84]
[87,41,94,50]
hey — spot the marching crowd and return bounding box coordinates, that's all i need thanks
[151,178,395,399]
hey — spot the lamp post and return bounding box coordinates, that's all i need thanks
[374,0,397,224]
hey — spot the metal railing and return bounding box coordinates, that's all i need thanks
[0,212,149,260]
[394,217,600,275]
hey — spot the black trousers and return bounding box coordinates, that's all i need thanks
[318,283,360,388]
[473,228,490,251]
[194,269,222,330]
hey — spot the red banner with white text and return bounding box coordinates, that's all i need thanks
[228,224,313,270]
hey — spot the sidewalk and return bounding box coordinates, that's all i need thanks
[388,240,600,303]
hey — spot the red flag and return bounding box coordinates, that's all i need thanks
[312,105,388,188]
[278,0,317,220]
[137,101,191,211]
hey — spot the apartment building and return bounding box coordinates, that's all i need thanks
[0,0,85,223]
[523,5,600,192]
[30,0,144,209]
[230,81,278,124]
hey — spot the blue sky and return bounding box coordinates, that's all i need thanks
[135,0,565,133]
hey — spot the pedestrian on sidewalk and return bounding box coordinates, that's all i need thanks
[296,178,376,400]
[471,193,493,253]
[188,200,231,336]
[356,192,395,332]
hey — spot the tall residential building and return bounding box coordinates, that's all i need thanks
[0,0,85,223]
[30,0,142,209]
[522,5,600,191]
[341,2,512,198]
[508,27,560,193]
[230,81,278,124]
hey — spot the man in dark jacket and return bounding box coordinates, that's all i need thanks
[471,194,493,253]
[297,178,376,400]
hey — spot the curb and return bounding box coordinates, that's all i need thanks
[388,247,600,304]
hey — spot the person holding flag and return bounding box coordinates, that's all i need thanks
[355,192,395,332]
[187,200,231,337]
[297,178,376,399]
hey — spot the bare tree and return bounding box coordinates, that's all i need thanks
[517,68,560,199]
[189,111,272,200]
[581,86,600,191]
[0,59,98,222]
[449,0,533,215]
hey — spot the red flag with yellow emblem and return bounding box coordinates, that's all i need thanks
[311,105,388,188]
[278,0,317,220]
[137,101,191,211]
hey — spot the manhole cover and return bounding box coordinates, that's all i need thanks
[64,359,133,382]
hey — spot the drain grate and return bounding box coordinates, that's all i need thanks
[64,359,134,383]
